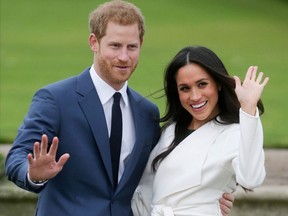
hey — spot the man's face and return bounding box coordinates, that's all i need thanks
[91,21,142,90]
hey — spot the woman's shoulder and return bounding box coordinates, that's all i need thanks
[154,123,175,152]
[161,122,176,135]
[211,119,240,135]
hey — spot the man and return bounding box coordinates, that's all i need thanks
[5,1,233,215]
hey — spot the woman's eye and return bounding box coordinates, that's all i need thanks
[199,82,208,87]
[179,86,189,91]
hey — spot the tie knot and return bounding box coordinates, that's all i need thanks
[113,92,122,104]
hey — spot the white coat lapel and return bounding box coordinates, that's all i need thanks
[153,120,225,203]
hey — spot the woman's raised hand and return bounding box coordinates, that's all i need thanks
[234,66,269,115]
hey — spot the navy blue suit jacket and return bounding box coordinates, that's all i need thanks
[5,68,161,216]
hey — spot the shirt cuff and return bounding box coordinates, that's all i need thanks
[27,172,48,187]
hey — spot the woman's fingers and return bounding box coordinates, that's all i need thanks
[256,71,264,83]
[233,75,241,88]
[261,76,269,86]
[250,66,257,81]
[245,66,253,80]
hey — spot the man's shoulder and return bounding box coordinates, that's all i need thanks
[32,68,91,99]
[128,88,156,107]
[43,68,90,91]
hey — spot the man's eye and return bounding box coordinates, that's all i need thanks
[128,45,138,50]
[111,44,120,48]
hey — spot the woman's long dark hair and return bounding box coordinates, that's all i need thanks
[152,46,265,171]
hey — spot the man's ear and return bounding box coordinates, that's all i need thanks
[89,33,98,52]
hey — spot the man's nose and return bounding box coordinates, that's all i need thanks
[118,48,129,61]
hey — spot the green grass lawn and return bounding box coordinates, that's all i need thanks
[1,0,288,147]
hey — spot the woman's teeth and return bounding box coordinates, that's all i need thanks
[192,101,207,109]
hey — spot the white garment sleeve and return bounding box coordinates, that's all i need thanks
[232,108,266,189]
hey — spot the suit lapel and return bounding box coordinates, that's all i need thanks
[76,69,113,185]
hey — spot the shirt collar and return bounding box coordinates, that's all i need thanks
[89,65,128,105]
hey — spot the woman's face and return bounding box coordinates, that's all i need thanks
[176,63,220,129]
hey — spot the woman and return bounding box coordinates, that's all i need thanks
[132,46,269,215]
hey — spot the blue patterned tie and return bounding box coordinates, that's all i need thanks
[110,92,122,190]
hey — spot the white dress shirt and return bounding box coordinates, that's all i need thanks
[89,65,136,182]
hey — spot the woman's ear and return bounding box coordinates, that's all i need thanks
[218,85,222,91]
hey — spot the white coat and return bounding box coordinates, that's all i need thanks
[132,109,265,216]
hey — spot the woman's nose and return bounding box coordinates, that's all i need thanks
[189,89,201,101]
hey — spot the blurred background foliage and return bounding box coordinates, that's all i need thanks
[1,0,288,147]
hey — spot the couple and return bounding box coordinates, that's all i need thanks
[5,0,268,215]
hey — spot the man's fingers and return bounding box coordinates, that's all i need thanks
[27,153,34,165]
[49,137,59,156]
[40,134,48,156]
[220,199,232,215]
[56,153,70,169]
[33,142,40,159]
[221,205,230,216]
[223,192,235,203]
[219,193,234,215]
